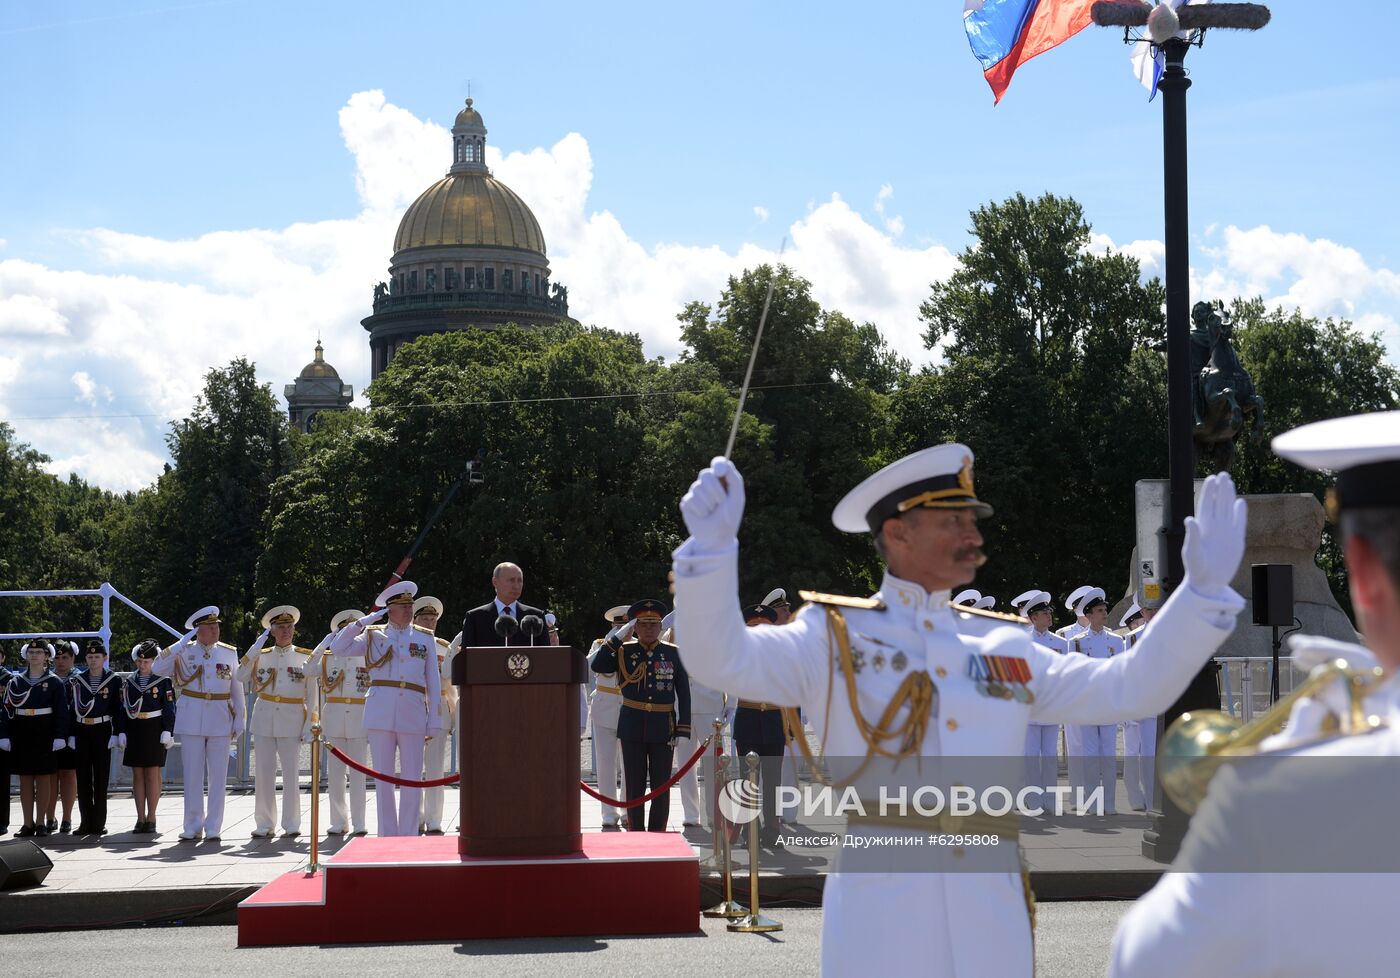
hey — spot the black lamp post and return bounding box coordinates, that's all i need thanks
[1089,1,1270,862]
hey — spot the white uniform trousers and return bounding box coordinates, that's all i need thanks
[1122,717,1158,810]
[179,735,231,837]
[1023,722,1060,796]
[821,869,1032,977]
[325,735,368,834]
[675,710,722,827]
[1074,723,1120,814]
[253,735,301,833]
[422,727,450,831]
[594,722,623,827]
[368,729,426,837]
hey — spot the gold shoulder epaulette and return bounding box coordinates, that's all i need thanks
[366,624,386,631]
[216,641,237,650]
[434,636,449,647]
[412,624,434,634]
[799,590,886,611]
[952,604,1030,625]
[295,646,313,655]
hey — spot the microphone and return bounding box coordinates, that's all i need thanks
[494,614,519,646]
[520,615,544,647]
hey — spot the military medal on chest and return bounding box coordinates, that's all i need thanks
[967,653,1035,703]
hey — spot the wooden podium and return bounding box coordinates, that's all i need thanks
[452,644,586,857]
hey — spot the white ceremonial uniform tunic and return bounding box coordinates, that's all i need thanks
[330,620,442,837]
[422,636,457,831]
[673,541,1242,978]
[676,668,726,827]
[237,643,313,834]
[309,635,370,834]
[1118,626,1157,810]
[1110,676,1400,978]
[1023,629,1068,795]
[1067,628,1128,814]
[152,639,245,838]
[587,638,625,826]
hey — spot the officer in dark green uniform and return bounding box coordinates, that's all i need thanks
[591,599,691,832]
[731,604,789,847]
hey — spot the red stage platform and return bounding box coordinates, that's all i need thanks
[237,832,700,946]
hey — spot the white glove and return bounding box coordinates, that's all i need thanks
[68,736,76,750]
[245,628,271,659]
[606,619,637,644]
[1289,634,1378,673]
[118,733,128,749]
[300,725,312,744]
[660,611,677,636]
[680,456,746,553]
[107,735,118,749]
[1181,472,1248,596]
[160,731,174,748]
[52,738,66,751]
[0,739,10,751]
[356,608,389,629]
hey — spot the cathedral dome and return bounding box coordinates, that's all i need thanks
[392,174,546,255]
[297,341,341,379]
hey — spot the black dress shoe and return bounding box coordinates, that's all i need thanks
[17,825,36,837]
[60,820,72,834]
[74,823,91,835]
[134,821,148,834]
[46,818,58,832]
[35,826,52,837]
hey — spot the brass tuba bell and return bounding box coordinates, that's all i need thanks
[1159,659,1387,813]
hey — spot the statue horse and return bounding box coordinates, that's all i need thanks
[1193,306,1264,472]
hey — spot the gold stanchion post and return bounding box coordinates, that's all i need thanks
[704,739,747,919]
[727,751,781,933]
[308,715,322,874]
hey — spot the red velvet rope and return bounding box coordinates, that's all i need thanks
[579,736,712,809]
[325,743,460,788]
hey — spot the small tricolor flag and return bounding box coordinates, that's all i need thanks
[963,0,1096,103]
[1131,0,1213,100]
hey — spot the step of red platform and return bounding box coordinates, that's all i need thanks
[238,832,700,946]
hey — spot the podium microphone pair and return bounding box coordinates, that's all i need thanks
[495,612,556,646]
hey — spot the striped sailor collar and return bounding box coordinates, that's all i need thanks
[875,571,958,627]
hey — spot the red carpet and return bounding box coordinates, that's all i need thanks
[238,832,700,946]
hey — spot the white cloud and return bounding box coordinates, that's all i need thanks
[0,292,69,338]
[2,91,1395,491]
[873,183,905,237]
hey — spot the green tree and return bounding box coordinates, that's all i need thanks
[1228,300,1400,609]
[900,192,1167,615]
[110,358,291,646]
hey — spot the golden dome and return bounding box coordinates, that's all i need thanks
[298,341,341,380]
[393,173,546,255]
[455,98,484,128]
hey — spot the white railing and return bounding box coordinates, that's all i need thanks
[1214,655,1307,724]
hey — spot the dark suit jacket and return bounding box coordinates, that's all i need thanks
[459,601,548,648]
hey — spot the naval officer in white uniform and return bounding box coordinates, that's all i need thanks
[1111,409,1400,978]
[588,605,630,829]
[413,595,456,834]
[329,581,442,837]
[674,444,1247,977]
[153,606,245,841]
[237,604,314,837]
[308,609,370,836]
[1014,589,1065,795]
[1066,591,1126,814]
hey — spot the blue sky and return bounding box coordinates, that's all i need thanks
[1,0,1397,488]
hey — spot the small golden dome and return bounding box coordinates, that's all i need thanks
[455,98,484,129]
[298,341,341,380]
[393,173,546,255]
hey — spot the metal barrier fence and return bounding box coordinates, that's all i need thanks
[1214,655,1306,724]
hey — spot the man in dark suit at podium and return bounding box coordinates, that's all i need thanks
[458,562,557,648]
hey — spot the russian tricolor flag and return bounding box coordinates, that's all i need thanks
[964,0,1097,103]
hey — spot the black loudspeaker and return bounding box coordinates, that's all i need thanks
[0,839,54,890]
[1252,564,1295,626]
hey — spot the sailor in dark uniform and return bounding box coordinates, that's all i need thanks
[72,640,120,836]
[591,599,691,832]
[43,641,79,833]
[115,640,177,834]
[0,641,72,837]
[730,604,790,847]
